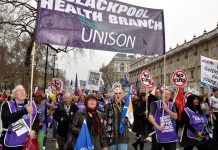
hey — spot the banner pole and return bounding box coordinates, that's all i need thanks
[162,55,166,125]
[30,42,36,131]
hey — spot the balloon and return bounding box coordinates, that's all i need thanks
[49,93,56,101]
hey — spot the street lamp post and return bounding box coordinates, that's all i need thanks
[44,46,49,93]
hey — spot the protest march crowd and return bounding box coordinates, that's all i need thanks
[0,83,218,150]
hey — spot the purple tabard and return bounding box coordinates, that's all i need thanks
[4,100,37,147]
[37,104,47,134]
[153,100,178,143]
[77,102,85,110]
[184,107,208,139]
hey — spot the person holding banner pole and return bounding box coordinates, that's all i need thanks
[1,85,39,150]
[104,87,129,150]
[148,89,178,150]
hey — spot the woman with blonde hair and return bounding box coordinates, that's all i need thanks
[104,87,129,150]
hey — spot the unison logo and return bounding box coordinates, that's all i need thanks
[80,147,92,150]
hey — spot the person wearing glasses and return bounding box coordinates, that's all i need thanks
[104,87,129,150]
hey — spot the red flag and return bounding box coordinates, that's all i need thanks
[1,90,7,103]
[77,88,81,96]
[174,87,184,121]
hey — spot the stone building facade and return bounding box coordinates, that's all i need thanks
[100,53,136,92]
[129,26,218,91]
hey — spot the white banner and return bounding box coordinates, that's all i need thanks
[86,70,102,91]
[201,56,218,88]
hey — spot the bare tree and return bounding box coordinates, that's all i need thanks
[0,0,85,91]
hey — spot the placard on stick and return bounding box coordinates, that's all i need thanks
[50,78,63,93]
[172,70,188,87]
[140,70,154,88]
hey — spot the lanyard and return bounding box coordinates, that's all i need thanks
[116,103,122,112]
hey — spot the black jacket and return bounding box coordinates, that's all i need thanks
[1,99,39,132]
[53,103,78,139]
[1,100,39,147]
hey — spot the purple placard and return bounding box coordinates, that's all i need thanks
[35,0,165,55]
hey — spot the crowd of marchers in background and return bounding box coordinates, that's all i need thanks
[0,85,218,150]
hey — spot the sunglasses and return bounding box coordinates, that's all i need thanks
[115,93,122,95]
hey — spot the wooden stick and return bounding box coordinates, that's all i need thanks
[162,55,166,125]
[146,88,148,118]
[29,42,36,131]
[180,125,185,143]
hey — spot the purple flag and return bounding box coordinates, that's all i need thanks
[35,0,165,55]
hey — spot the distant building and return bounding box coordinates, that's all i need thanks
[100,53,137,92]
[129,25,218,92]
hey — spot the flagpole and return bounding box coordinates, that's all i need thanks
[30,42,36,131]
[172,87,179,104]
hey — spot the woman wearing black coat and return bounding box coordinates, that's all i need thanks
[181,94,209,150]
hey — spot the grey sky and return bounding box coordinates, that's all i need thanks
[57,0,218,82]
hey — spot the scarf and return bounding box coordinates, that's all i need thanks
[106,103,114,145]
[64,104,71,116]
[86,107,100,136]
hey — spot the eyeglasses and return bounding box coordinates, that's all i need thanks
[115,93,122,95]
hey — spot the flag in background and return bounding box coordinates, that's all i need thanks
[174,87,184,121]
[74,120,92,150]
[136,78,140,95]
[1,90,6,103]
[124,74,130,86]
[119,86,134,134]
[74,73,81,96]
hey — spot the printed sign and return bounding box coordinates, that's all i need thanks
[35,0,165,55]
[86,70,102,91]
[172,70,188,87]
[201,56,218,88]
[112,82,122,91]
[50,78,63,93]
[140,70,154,87]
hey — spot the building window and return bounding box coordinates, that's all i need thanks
[211,47,217,58]
[201,49,208,57]
[188,54,194,65]
[120,63,124,72]
[190,69,194,80]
